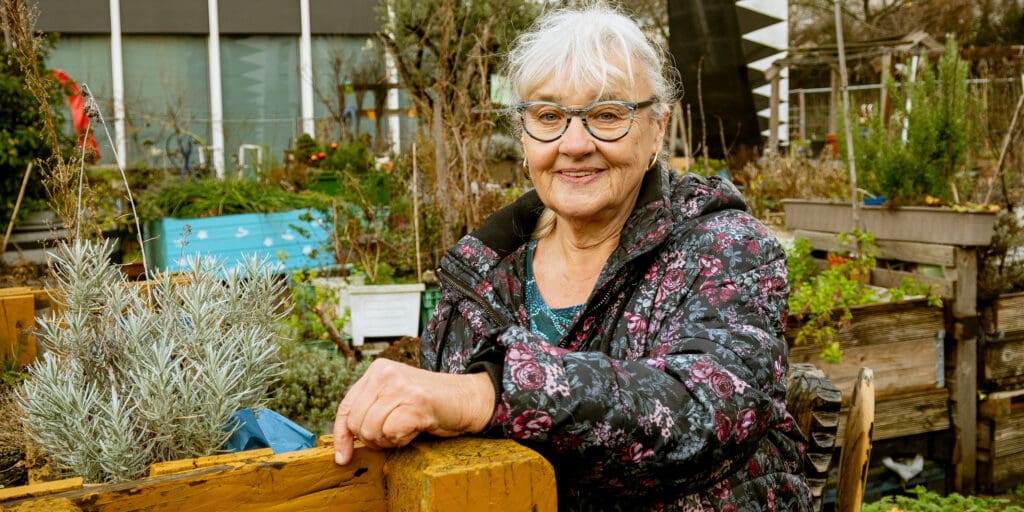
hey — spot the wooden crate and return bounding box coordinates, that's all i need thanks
[981,293,1024,391]
[977,391,1024,493]
[788,299,946,405]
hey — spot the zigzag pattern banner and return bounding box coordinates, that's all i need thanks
[736,0,788,142]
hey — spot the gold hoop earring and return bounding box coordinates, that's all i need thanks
[647,155,658,170]
[522,158,531,180]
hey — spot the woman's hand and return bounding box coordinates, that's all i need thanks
[333,358,496,465]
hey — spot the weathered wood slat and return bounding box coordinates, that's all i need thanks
[2,446,386,512]
[995,293,1024,333]
[792,229,957,266]
[787,299,944,349]
[0,293,36,367]
[978,414,1024,459]
[790,338,939,405]
[834,389,949,446]
[869,268,954,297]
[148,448,275,477]
[983,332,1024,384]
[0,478,83,502]
[978,450,1024,494]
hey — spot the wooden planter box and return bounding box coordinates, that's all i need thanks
[0,437,556,511]
[143,209,335,274]
[787,299,949,444]
[980,293,1024,391]
[977,392,1024,493]
[782,199,998,246]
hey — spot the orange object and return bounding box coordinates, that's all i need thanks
[825,133,839,158]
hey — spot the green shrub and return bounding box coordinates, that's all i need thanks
[862,485,1024,512]
[267,341,370,436]
[845,37,974,205]
[787,230,941,364]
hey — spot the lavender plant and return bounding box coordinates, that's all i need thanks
[16,239,287,483]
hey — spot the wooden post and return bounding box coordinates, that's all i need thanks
[768,65,780,154]
[798,89,806,141]
[835,368,875,512]
[879,53,892,128]
[951,247,979,493]
[829,65,839,136]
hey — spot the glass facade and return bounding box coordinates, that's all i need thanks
[46,33,410,170]
[220,35,301,174]
[122,35,210,172]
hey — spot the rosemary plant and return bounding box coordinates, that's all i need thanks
[16,239,287,483]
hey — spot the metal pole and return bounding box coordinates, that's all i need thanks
[109,0,127,165]
[834,0,859,231]
[208,0,226,177]
[299,0,314,137]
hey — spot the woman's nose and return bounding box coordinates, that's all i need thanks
[559,117,595,155]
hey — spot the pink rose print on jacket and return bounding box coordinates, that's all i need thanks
[624,311,648,335]
[511,409,553,439]
[714,409,732,443]
[511,360,545,391]
[690,360,715,381]
[708,371,736,399]
[620,442,655,462]
[734,408,758,442]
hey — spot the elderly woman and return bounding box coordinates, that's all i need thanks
[334,4,810,510]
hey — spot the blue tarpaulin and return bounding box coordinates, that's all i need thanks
[224,408,317,454]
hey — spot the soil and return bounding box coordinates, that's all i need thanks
[0,391,27,488]
[375,336,421,367]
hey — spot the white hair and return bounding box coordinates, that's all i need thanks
[504,2,678,118]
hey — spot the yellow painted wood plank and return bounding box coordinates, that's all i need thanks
[0,294,36,367]
[385,437,557,512]
[1,447,386,512]
[0,478,82,502]
[148,448,274,477]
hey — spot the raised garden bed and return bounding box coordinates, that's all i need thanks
[143,209,335,274]
[0,437,555,511]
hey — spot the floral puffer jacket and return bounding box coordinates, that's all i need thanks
[421,167,811,511]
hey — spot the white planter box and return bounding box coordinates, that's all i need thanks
[348,283,425,346]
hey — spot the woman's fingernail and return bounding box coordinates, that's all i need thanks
[335,451,345,465]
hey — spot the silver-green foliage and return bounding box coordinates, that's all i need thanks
[17,239,287,483]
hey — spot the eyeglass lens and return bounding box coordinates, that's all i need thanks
[521,102,635,142]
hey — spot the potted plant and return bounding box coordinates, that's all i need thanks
[786,38,999,246]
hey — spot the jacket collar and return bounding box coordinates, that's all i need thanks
[470,165,672,262]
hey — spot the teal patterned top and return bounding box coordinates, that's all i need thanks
[525,239,584,344]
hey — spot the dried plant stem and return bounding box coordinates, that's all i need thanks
[313,305,357,365]
[80,83,149,276]
[1,162,33,254]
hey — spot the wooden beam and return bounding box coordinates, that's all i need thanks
[792,230,957,267]
[951,247,978,494]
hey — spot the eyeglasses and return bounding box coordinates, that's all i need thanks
[516,98,658,142]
